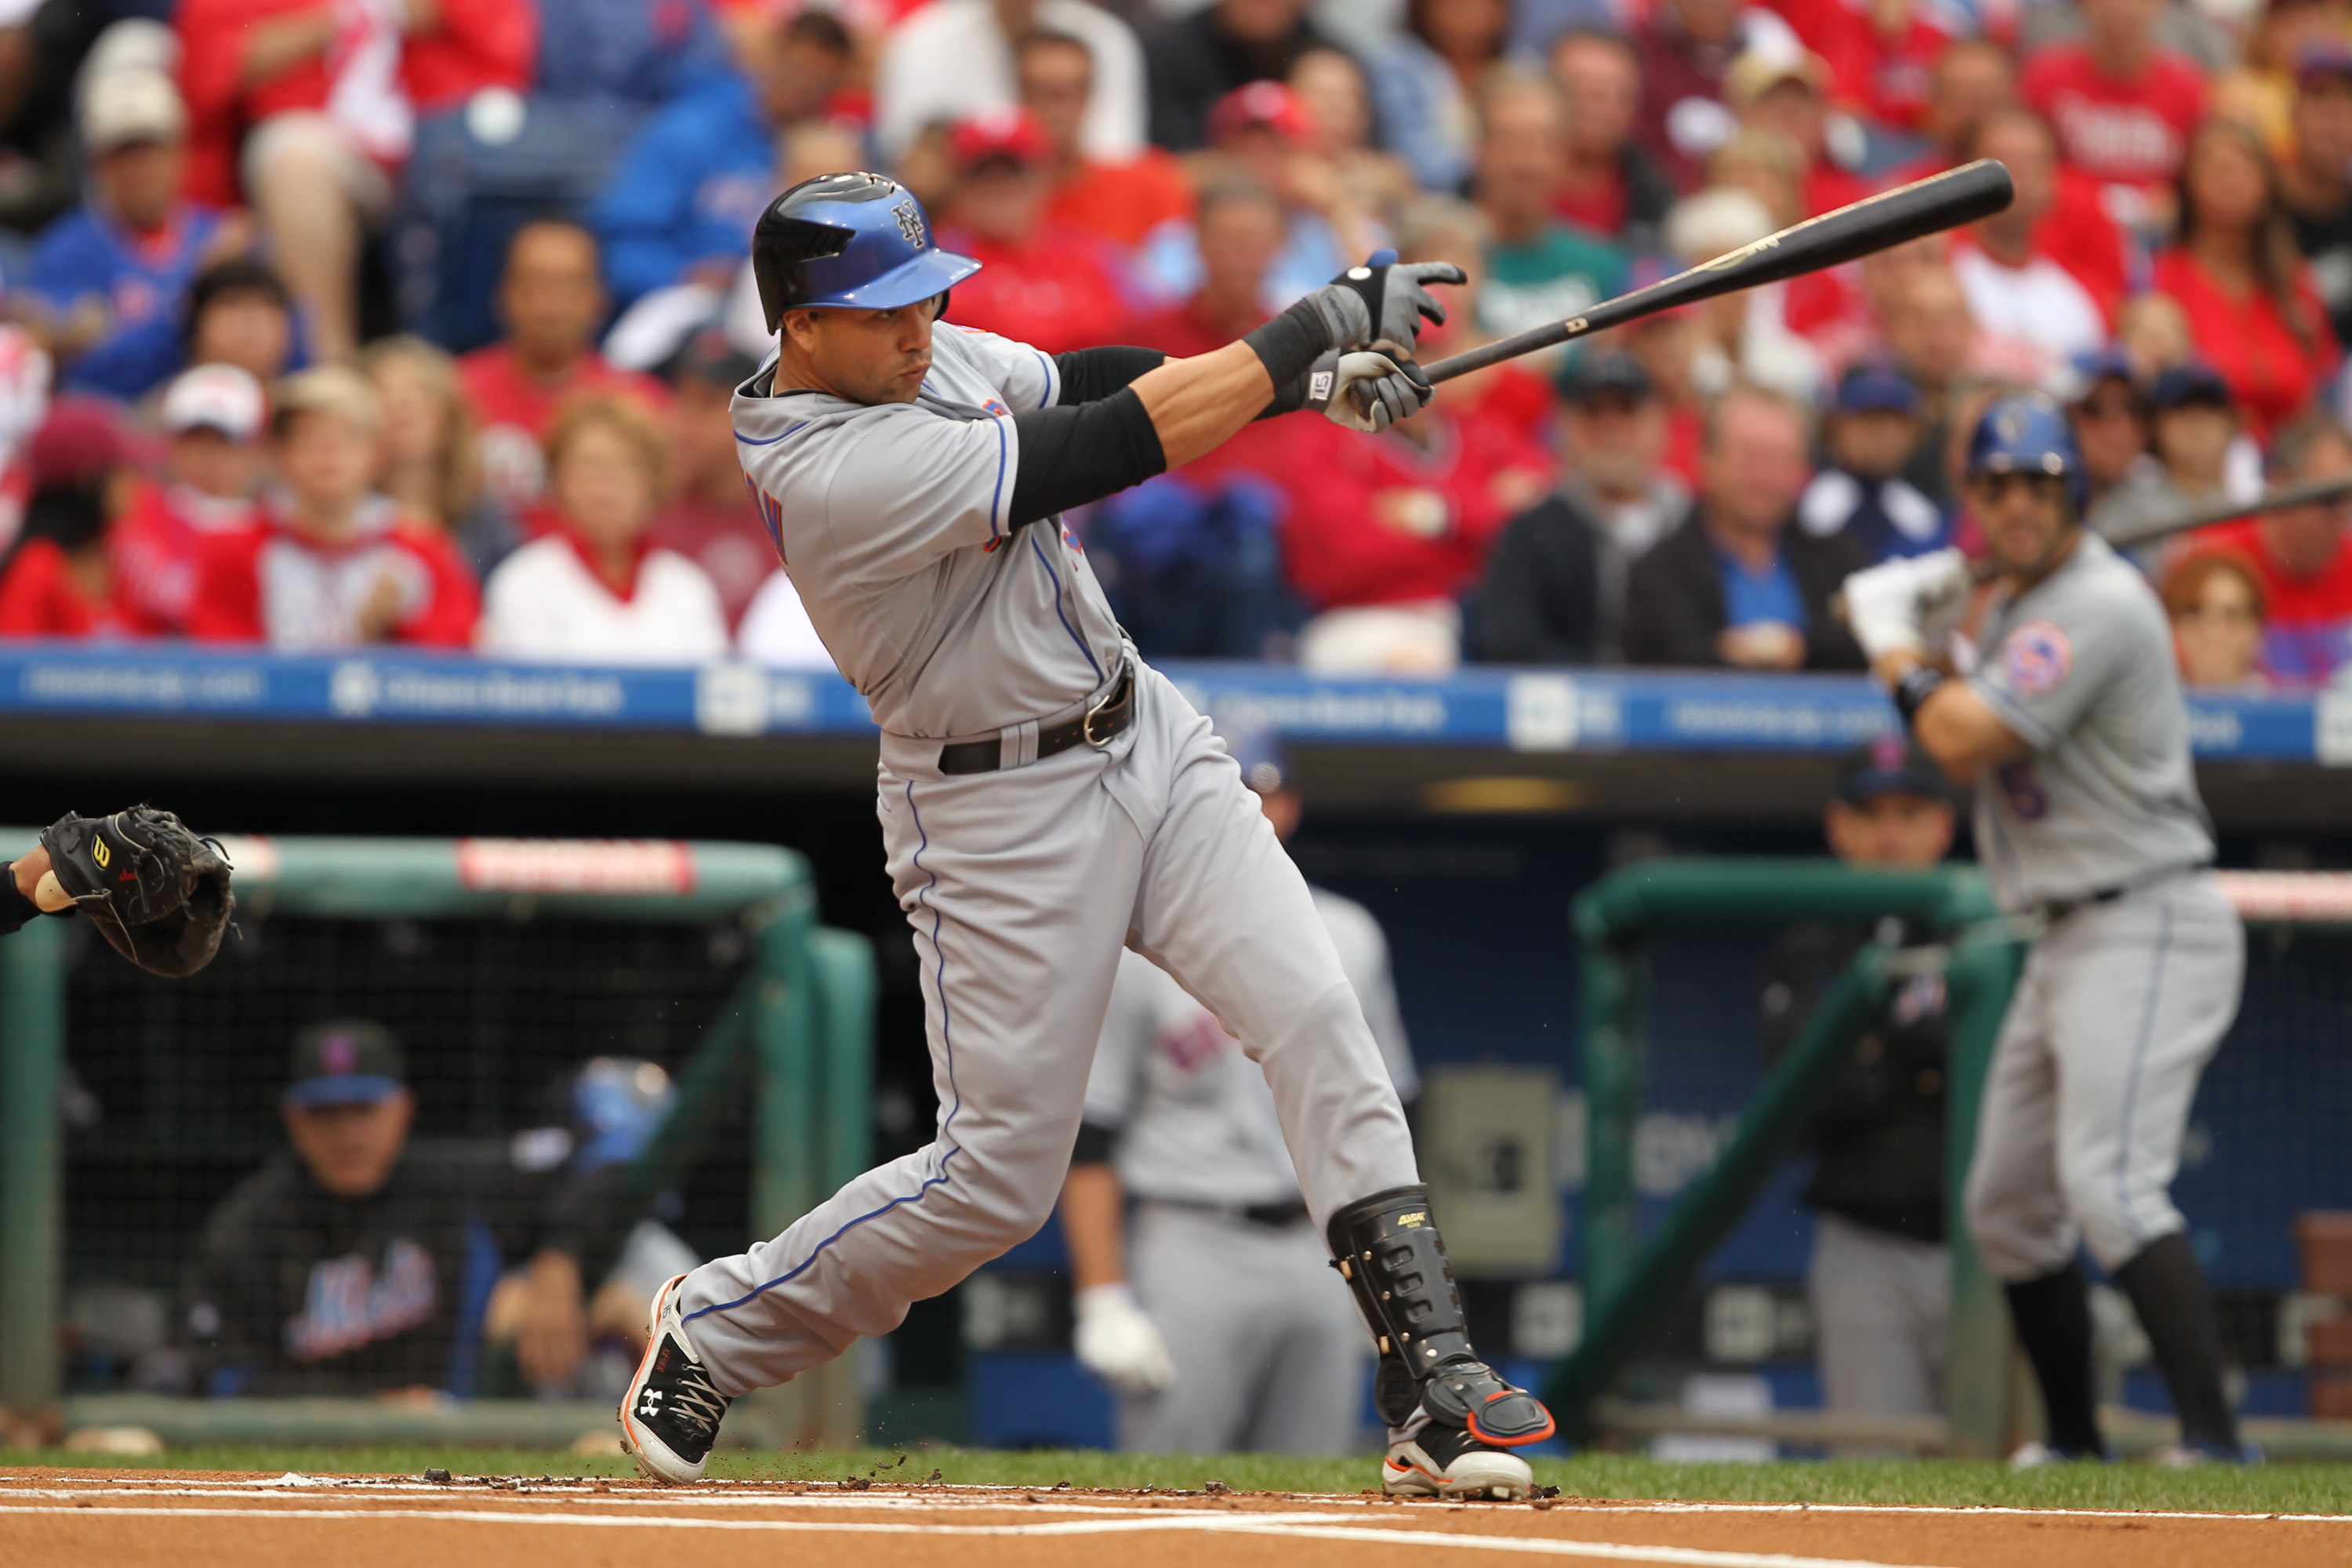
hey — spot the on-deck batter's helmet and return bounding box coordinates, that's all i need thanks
[751,172,980,332]
[1967,392,2087,512]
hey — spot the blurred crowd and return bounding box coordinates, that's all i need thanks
[0,0,2344,688]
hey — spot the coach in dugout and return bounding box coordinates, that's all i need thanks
[186,1021,537,1398]
[1760,736,1957,1436]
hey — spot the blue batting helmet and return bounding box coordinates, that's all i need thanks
[1967,393,2086,511]
[750,172,980,331]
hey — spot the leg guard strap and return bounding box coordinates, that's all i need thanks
[1326,1185,1555,1445]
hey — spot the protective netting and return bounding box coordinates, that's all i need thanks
[56,909,755,1400]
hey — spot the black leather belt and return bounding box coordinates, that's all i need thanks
[2037,862,2211,924]
[1152,1196,1312,1229]
[938,668,1133,775]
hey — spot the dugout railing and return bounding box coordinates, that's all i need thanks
[1552,859,2352,1461]
[0,832,873,1450]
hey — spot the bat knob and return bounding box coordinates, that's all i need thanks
[1367,248,1398,267]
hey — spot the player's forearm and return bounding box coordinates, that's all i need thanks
[1875,651,2029,779]
[1131,341,1280,469]
[1058,1162,1129,1291]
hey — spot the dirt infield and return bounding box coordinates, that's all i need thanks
[4,1468,2348,1568]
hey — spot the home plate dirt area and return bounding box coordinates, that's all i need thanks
[3,1470,2348,1568]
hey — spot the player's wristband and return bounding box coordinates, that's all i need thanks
[1240,299,1331,391]
[1893,664,1945,728]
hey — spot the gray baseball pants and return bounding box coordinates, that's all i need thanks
[1809,1213,1948,1426]
[1964,873,2243,1282]
[1119,1201,1370,1455]
[674,662,1419,1396]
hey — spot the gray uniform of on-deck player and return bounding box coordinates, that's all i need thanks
[1087,891,1417,1454]
[670,322,1419,1395]
[1961,533,2244,1281]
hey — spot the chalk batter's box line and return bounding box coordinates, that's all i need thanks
[3,1480,2349,1526]
[0,1502,1946,1568]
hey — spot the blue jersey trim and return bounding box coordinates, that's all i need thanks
[988,416,1009,540]
[735,423,812,447]
[684,779,962,1326]
[1028,528,1104,681]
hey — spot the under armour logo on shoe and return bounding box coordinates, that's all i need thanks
[637,1389,663,1417]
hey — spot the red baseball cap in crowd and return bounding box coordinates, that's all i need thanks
[28,398,135,488]
[1208,80,1313,147]
[949,107,1053,172]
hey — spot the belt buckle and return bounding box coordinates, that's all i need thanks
[1081,674,1126,748]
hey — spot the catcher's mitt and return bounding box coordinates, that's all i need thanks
[41,806,234,978]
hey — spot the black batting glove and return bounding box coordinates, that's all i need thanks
[1301,248,1467,353]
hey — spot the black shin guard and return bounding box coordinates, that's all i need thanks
[1326,1185,1555,1444]
[2004,1261,2103,1455]
[2114,1231,2238,1453]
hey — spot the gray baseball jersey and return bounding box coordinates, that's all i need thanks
[731,323,1123,738]
[1965,533,2213,911]
[1085,889,1418,1207]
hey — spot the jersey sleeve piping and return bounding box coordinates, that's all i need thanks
[988,413,1012,539]
[735,422,812,447]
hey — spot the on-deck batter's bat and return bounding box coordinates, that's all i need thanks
[1828,470,2352,624]
[1926,471,2352,592]
[2093,470,2352,554]
[1414,158,2016,387]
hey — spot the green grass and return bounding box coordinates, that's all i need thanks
[8,1445,2352,1513]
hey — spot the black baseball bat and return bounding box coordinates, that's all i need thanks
[1929,471,2352,590]
[1417,158,2016,387]
[2097,470,2352,553]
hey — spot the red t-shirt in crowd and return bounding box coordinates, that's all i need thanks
[935,224,1137,358]
[176,0,535,206]
[1824,14,1952,131]
[1274,408,1555,611]
[647,489,779,630]
[1875,155,2128,321]
[110,479,260,636]
[458,344,670,512]
[1047,151,1195,251]
[1123,294,1262,358]
[1803,162,1871,220]
[2150,248,2340,442]
[187,497,479,648]
[1552,169,1630,237]
[0,538,136,637]
[2190,519,2352,681]
[2022,43,2205,193]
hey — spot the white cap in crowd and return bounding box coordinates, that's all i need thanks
[161,364,265,442]
[81,69,186,154]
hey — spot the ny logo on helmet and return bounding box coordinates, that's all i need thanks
[895,201,925,249]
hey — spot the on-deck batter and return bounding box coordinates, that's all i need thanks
[617,172,1555,1497]
[1842,394,2247,1465]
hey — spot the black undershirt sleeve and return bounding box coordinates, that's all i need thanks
[1069,1121,1118,1167]
[1053,346,1166,405]
[1007,387,1167,527]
